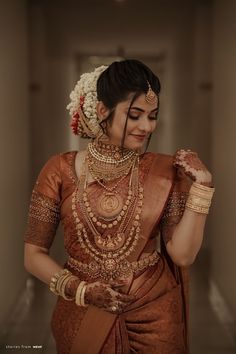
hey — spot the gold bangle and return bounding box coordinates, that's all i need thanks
[75,281,84,306]
[80,283,88,307]
[58,274,74,301]
[189,190,213,199]
[185,202,209,214]
[56,272,71,293]
[191,182,215,196]
[49,271,63,295]
[49,269,71,296]
[75,281,87,307]
[192,181,214,190]
[187,182,215,214]
[187,195,212,207]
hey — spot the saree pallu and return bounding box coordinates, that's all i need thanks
[51,256,186,354]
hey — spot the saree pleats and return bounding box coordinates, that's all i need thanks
[100,258,186,354]
[51,257,186,354]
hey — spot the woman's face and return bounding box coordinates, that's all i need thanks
[105,93,159,151]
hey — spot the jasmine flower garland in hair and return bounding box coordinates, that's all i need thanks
[67,65,108,138]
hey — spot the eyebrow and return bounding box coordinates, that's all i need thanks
[129,106,158,113]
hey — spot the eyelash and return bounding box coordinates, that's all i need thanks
[128,114,158,121]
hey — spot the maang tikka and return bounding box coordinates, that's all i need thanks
[145,81,158,105]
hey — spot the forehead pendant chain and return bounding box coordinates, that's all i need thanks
[145,81,158,105]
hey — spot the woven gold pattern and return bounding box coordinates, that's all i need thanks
[67,251,160,281]
[28,190,60,224]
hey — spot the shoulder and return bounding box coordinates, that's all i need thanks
[141,152,174,170]
[59,151,77,167]
[140,152,175,181]
[38,151,77,176]
[142,151,173,161]
[141,152,192,189]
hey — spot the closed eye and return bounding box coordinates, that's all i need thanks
[128,114,140,120]
[148,114,158,120]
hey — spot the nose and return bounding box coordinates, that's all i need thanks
[138,116,153,134]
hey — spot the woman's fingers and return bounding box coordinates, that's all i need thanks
[111,283,127,289]
[116,291,136,303]
[110,279,129,287]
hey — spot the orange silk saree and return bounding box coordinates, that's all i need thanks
[24,151,190,354]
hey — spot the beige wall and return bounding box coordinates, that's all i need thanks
[28,1,72,261]
[0,1,30,325]
[192,1,213,167]
[210,0,236,318]
[28,2,71,179]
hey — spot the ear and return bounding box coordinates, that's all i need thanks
[96,101,110,121]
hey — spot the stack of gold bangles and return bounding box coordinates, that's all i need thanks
[49,269,87,306]
[185,182,215,214]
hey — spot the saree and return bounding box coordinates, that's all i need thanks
[24,150,191,354]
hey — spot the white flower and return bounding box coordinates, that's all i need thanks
[67,65,108,137]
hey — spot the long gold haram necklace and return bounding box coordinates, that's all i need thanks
[71,156,144,281]
[78,157,138,251]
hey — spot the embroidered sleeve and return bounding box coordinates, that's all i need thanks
[161,191,188,226]
[160,171,191,244]
[24,155,61,249]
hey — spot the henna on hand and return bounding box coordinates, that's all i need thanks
[173,149,212,185]
[84,281,136,314]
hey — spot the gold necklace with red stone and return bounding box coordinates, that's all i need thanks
[71,156,144,280]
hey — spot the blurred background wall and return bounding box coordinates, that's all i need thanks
[0,0,30,326]
[211,0,236,320]
[0,0,236,344]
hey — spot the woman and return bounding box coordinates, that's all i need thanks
[24,59,214,354]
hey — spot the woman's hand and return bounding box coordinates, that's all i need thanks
[84,281,136,314]
[173,149,212,186]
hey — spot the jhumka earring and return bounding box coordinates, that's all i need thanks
[145,82,158,105]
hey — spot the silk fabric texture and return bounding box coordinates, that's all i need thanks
[24,151,191,354]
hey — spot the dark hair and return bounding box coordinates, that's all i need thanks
[96,59,161,149]
[97,59,160,107]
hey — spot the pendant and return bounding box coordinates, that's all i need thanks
[94,232,125,251]
[97,192,123,218]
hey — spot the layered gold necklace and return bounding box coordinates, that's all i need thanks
[71,141,144,281]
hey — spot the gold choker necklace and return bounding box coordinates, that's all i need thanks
[87,141,138,181]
